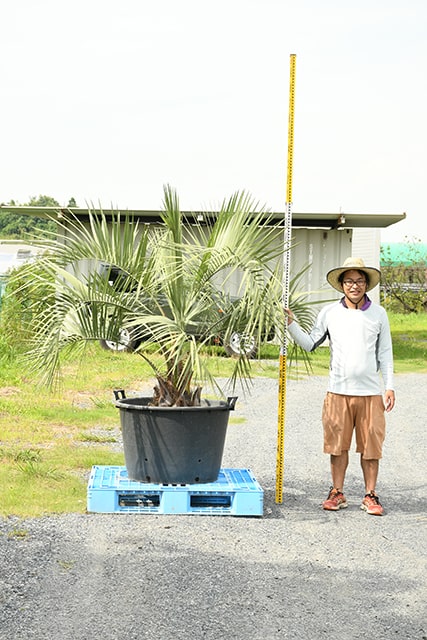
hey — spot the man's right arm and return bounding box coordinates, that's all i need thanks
[285,308,329,353]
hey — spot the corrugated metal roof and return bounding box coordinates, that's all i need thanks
[0,206,406,230]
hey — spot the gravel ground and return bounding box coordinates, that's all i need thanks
[1,373,426,640]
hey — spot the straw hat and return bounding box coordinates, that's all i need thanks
[326,257,381,292]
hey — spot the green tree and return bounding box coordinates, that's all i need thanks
[27,195,60,207]
[381,239,427,313]
[0,261,55,355]
[0,195,75,239]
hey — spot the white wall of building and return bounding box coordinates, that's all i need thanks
[351,227,381,303]
[290,227,353,304]
[62,220,383,307]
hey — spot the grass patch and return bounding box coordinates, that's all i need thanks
[387,313,427,372]
[8,528,29,539]
[0,443,125,517]
[0,312,426,517]
[229,416,247,425]
[78,432,117,444]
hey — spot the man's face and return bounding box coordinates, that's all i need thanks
[341,269,367,304]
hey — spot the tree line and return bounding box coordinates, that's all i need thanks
[0,195,77,239]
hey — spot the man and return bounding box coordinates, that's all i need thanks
[287,257,395,516]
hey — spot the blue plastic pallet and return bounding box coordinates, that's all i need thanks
[87,466,263,516]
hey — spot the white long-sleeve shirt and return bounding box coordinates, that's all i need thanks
[288,298,394,396]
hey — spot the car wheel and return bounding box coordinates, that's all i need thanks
[99,328,136,352]
[224,331,257,358]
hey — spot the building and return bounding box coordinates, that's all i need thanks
[0,205,406,305]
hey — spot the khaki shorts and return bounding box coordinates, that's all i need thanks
[322,393,386,460]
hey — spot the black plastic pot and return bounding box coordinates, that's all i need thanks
[114,391,237,484]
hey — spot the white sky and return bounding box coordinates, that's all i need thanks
[1,0,426,243]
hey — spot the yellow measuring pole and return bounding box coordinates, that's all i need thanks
[275,53,296,503]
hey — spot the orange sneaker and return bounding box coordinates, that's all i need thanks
[361,491,384,516]
[322,487,348,511]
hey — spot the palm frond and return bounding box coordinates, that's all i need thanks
[14,185,319,405]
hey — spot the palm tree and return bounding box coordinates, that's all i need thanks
[17,185,315,406]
